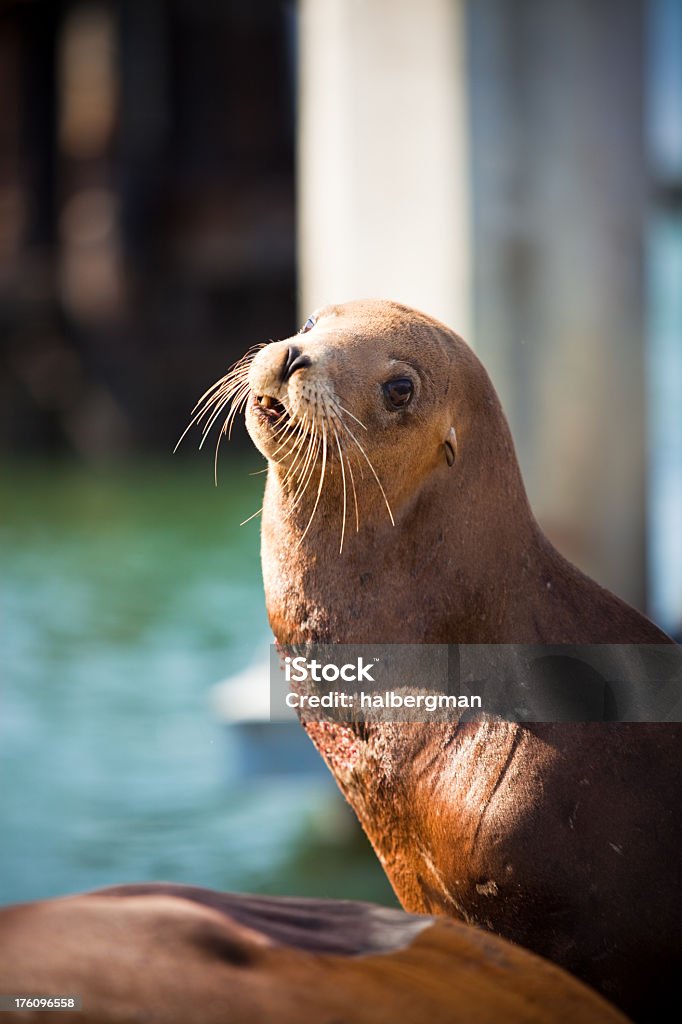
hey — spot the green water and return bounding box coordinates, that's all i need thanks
[0,460,396,908]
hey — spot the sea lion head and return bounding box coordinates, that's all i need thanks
[239,299,513,534]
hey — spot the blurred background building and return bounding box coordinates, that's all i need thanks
[1,0,680,905]
[0,0,297,458]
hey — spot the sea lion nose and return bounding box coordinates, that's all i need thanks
[281,345,312,382]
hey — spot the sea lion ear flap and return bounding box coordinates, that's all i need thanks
[443,426,457,467]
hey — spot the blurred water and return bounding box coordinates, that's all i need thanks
[0,460,396,907]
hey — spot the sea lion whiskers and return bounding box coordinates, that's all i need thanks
[326,392,395,528]
[323,399,363,547]
[188,345,260,419]
[330,399,368,432]
[200,377,250,447]
[239,504,264,526]
[263,400,322,517]
[285,389,358,549]
[173,377,234,452]
[221,378,255,440]
[269,408,307,464]
[275,412,307,464]
[279,388,335,516]
[212,386,252,483]
[330,418,348,553]
[191,345,260,418]
[208,380,252,484]
[345,445,360,533]
[210,378,250,440]
[279,412,315,488]
[298,382,392,543]
[288,418,322,514]
[174,343,265,455]
[295,417,328,550]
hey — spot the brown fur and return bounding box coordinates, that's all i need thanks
[0,885,628,1023]
[246,299,680,1022]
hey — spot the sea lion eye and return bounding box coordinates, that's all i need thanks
[299,315,316,334]
[382,377,414,409]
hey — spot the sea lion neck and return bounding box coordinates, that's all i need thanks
[260,443,542,645]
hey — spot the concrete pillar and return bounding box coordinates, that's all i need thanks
[297,0,471,336]
[469,0,648,608]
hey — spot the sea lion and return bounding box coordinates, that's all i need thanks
[193,298,679,1022]
[0,884,628,1023]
